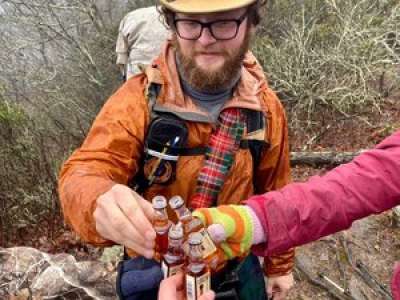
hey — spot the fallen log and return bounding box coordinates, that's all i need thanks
[290,151,364,167]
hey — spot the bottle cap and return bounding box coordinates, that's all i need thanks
[152,195,167,209]
[188,232,203,246]
[169,195,184,210]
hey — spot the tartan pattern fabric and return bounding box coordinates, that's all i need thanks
[190,108,245,209]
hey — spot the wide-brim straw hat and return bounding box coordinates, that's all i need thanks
[159,0,257,14]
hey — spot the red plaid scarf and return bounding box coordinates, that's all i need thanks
[190,108,245,209]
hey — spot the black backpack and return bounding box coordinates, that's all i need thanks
[129,80,269,196]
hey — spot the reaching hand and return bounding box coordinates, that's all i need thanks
[193,205,254,260]
[158,273,215,300]
[94,184,156,258]
[267,273,294,300]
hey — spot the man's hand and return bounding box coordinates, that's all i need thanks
[158,273,215,300]
[94,184,156,258]
[267,273,294,300]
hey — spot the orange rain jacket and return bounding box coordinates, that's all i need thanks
[58,41,294,277]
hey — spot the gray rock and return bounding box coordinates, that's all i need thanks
[0,247,118,300]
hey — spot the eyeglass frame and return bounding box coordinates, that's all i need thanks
[173,11,249,41]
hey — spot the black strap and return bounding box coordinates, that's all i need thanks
[239,140,250,149]
[244,109,269,167]
[146,82,268,157]
[179,146,207,156]
[132,81,270,192]
[145,137,206,156]
[147,82,161,117]
[145,139,260,156]
[215,290,240,300]
[245,109,264,133]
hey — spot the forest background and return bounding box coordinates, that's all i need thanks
[0,0,399,298]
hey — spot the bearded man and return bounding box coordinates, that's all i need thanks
[58,1,294,299]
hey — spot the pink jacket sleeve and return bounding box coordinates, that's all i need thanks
[246,130,400,256]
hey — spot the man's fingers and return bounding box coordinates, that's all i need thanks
[135,194,157,239]
[94,185,156,257]
[276,289,289,300]
[166,272,184,289]
[267,284,274,299]
[267,285,290,300]
[116,192,155,240]
[109,201,148,243]
[124,239,154,259]
[158,273,183,300]
[95,197,154,256]
[199,291,215,300]
[135,191,156,220]
[101,224,153,258]
[272,292,283,300]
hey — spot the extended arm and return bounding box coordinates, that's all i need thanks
[248,130,400,255]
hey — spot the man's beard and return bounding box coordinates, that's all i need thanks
[173,32,251,93]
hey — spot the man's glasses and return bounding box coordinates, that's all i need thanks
[173,12,248,41]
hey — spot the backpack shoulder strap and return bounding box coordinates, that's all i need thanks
[240,109,270,176]
[141,67,269,185]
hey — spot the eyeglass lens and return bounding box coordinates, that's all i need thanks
[176,20,239,40]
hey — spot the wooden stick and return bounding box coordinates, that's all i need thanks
[339,235,392,300]
[295,257,355,300]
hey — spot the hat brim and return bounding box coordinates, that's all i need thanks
[160,0,256,14]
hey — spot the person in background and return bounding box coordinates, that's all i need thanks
[116,6,170,80]
[193,130,400,299]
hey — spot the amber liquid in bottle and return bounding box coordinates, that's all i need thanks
[169,195,218,269]
[169,195,204,236]
[161,224,185,278]
[152,195,170,261]
[185,232,211,300]
[154,221,169,259]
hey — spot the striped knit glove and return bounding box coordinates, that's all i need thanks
[193,205,258,260]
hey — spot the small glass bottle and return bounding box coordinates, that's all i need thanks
[152,195,170,261]
[169,196,217,268]
[185,232,211,300]
[169,195,204,235]
[161,224,185,278]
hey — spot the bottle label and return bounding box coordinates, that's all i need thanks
[161,260,168,279]
[186,271,211,300]
[170,263,184,277]
[186,273,196,300]
[199,229,217,258]
[162,260,184,278]
[196,271,211,297]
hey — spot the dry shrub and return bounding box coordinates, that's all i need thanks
[0,0,137,245]
[253,0,400,129]
[0,100,58,245]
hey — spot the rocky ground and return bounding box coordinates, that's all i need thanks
[286,167,399,300]
[1,97,399,299]
[285,97,400,299]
